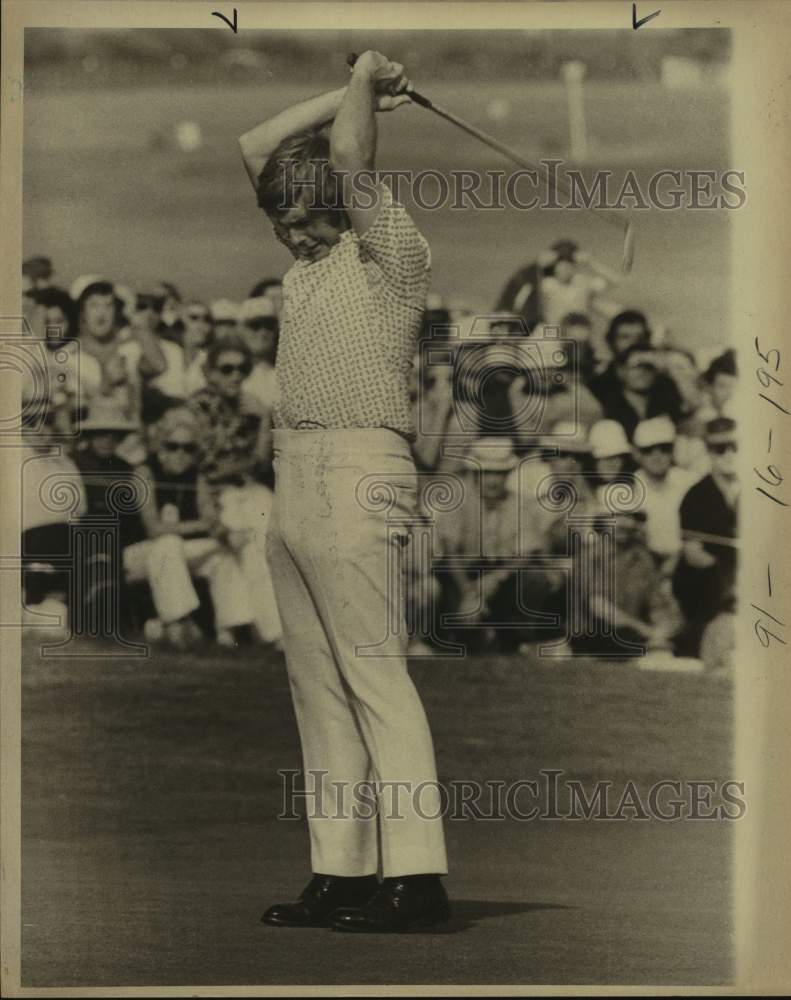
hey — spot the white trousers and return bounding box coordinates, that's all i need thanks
[265,429,448,878]
[124,535,252,629]
[216,483,282,643]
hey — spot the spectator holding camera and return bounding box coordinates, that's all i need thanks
[73,276,167,419]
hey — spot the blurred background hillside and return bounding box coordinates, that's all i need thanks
[26,28,730,88]
[24,28,731,344]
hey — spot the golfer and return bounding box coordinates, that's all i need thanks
[239,50,449,933]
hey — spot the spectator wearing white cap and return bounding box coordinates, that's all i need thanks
[239,295,280,417]
[433,437,531,649]
[589,419,634,506]
[633,415,699,574]
[210,298,241,334]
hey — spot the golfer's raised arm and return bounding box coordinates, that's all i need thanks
[331,51,412,235]
[238,87,347,189]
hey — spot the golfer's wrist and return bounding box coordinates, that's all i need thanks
[351,54,377,85]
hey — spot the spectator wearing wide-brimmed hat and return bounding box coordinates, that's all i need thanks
[72,399,147,635]
[589,419,634,505]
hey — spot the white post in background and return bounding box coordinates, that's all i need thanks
[561,60,588,162]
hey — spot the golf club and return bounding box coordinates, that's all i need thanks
[347,52,635,273]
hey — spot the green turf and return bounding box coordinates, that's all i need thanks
[22,638,733,987]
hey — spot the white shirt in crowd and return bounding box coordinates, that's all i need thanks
[636,465,700,558]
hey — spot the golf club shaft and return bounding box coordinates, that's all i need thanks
[346,52,626,234]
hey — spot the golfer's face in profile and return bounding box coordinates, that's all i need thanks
[273,203,346,263]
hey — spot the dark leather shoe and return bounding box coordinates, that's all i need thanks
[331,876,450,933]
[262,874,378,928]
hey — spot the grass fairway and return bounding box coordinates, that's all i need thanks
[22,638,733,987]
[24,79,730,346]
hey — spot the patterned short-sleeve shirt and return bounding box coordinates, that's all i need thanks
[273,185,430,440]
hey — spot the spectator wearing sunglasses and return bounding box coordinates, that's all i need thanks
[130,407,258,647]
[187,335,281,644]
[673,418,739,658]
[602,344,683,441]
[633,416,699,576]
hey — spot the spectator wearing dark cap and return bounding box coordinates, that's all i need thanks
[673,418,739,658]
[699,348,737,422]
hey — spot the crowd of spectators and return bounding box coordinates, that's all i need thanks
[19,241,738,667]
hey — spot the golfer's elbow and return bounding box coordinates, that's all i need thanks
[330,129,374,175]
